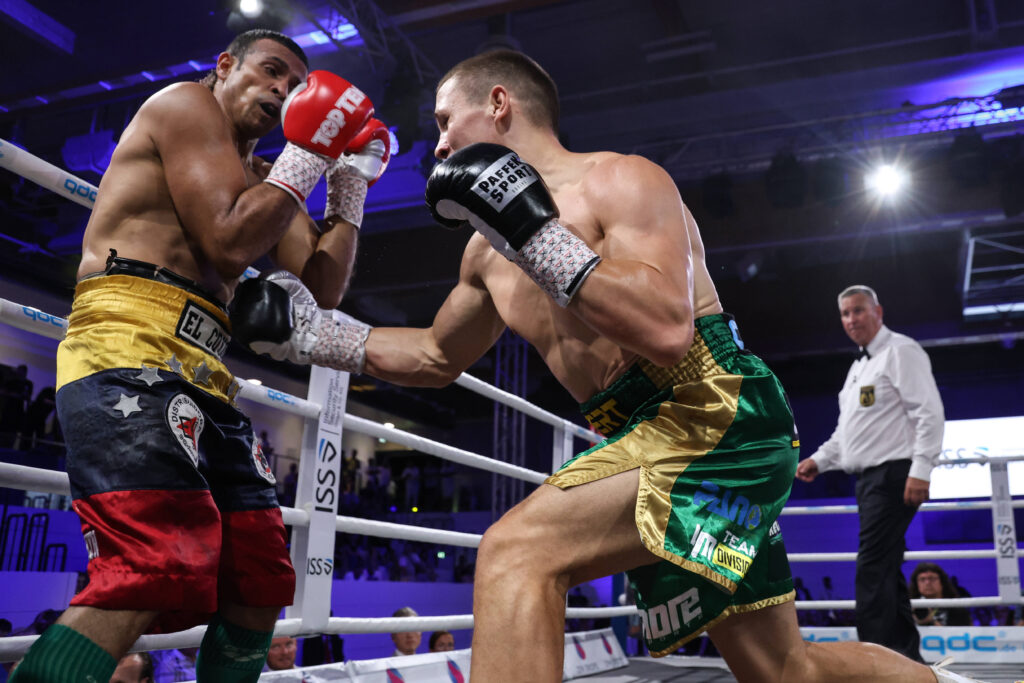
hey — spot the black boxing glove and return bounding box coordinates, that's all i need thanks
[229,273,295,349]
[230,271,371,371]
[425,142,600,307]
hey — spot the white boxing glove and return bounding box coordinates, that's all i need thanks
[325,117,392,228]
[231,271,371,372]
[236,271,322,364]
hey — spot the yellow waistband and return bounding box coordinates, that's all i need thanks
[56,275,238,403]
[636,332,721,391]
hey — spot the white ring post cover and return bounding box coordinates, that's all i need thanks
[287,363,349,632]
[989,460,1022,602]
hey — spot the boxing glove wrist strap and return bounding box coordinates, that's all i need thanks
[265,143,331,205]
[325,170,368,228]
[513,220,601,307]
[311,317,371,373]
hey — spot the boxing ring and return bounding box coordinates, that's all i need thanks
[1,138,1024,681]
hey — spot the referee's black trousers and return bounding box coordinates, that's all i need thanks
[854,458,924,662]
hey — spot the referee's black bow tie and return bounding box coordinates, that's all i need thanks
[858,348,871,360]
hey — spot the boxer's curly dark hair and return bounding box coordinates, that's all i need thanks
[200,29,308,91]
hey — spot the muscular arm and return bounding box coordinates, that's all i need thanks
[152,83,303,278]
[248,155,357,309]
[363,244,506,387]
[569,156,694,366]
[271,214,358,309]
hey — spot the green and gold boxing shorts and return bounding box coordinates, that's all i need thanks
[547,313,799,656]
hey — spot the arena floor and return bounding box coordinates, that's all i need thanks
[575,656,1024,682]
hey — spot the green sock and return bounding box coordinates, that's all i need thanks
[195,614,273,683]
[9,624,116,683]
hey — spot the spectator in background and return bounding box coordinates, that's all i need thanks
[364,456,379,503]
[565,587,591,633]
[0,619,10,636]
[258,430,274,457]
[909,562,970,627]
[264,636,297,670]
[346,450,361,490]
[793,577,815,626]
[29,609,62,635]
[152,647,197,683]
[401,459,420,511]
[20,387,58,450]
[258,430,276,476]
[281,463,299,508]
[386,477,398,510]
[110,653,154,683]
[428,631,454,652]
[422,461,440,510]
[453,553,474,583]
[0,365,32,448]
[303,627,344,666]
[990,605,1016,627]
[440,461,456,512]
[389,607,421,657]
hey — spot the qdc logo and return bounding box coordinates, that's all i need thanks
[22,307,65,328]
[64,178,97,203]
[921,633,998,656]
[266,388,294,404]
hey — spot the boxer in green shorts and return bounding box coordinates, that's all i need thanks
[236,49,978,683]
[548,313,799,655]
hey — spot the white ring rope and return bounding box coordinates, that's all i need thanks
[788,549,1024,562]
[335,514,481,548]
[1,143,1021,665]
[0,137,98,209]
[453,372,598,443]
[783,499,1024,515]
[343,414,548,484]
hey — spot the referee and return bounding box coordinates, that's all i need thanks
[796,284,945,661]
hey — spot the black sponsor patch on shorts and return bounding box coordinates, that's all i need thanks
[175,301,230,359]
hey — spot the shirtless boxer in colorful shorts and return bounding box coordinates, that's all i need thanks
[12,29,389,683]
[234,50,980,683]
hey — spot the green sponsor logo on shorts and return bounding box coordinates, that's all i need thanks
[689,524,757,579]
[640,587,702,641]
[692,480,763,530]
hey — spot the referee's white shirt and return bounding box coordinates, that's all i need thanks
[810,325,945,481]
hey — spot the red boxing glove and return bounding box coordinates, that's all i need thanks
[282,71,374,158]
[266,71,374,205]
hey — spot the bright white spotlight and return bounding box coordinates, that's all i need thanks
[239,0,263,18]
[865,164,908,198]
